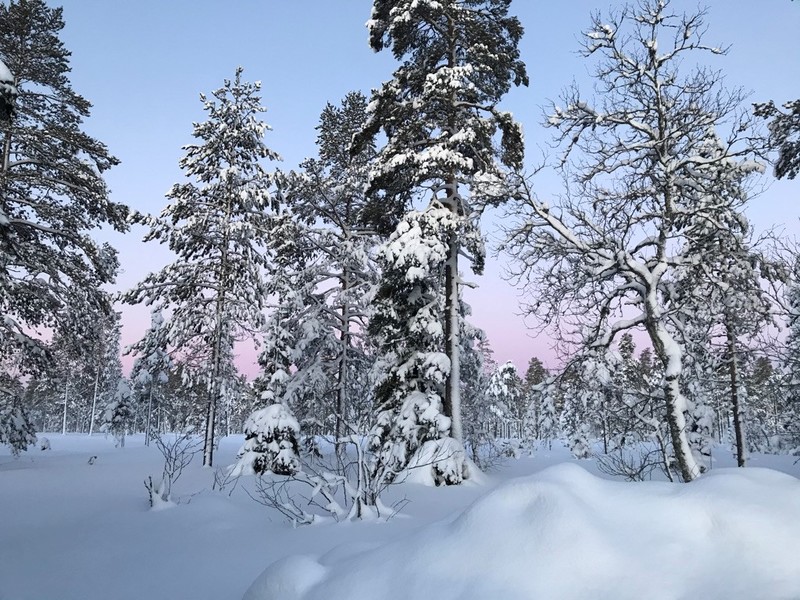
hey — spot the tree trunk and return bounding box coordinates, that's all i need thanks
[646,317,701,482]
[335,267,351,463]
[444,233,462,442]
[442,20,463,444]
[61,381,68,435]
[145,384,153,446]
[726,314,747,467]
[89,369,99,436]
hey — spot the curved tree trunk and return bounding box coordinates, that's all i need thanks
[645,315,701,482]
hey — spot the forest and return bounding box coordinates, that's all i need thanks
[3,0,800,485]
[3,0,800,597]
[2,0,800,589]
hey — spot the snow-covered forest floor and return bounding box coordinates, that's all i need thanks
[2,435,799,600]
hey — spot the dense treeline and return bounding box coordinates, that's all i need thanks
[2,0,799,486]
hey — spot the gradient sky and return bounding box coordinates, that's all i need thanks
[46,0,800,377]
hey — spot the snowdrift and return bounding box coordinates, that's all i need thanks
[244,464,800,600]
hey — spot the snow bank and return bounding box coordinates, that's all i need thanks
[244,464,800,600]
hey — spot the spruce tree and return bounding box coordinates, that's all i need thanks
[1,0,128,380]
[355,0,528,445]
[124,68,279,466]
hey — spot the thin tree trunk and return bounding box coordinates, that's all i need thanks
[61,381,68,435]
[145,384,153,446]
[442,18,462,444]
[89,369,99,436]
[203,186,233,467]
[203,286,227,467]
[726,314,747,467]
[335,267,351,463]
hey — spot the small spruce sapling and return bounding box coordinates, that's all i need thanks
[231,404,301,477]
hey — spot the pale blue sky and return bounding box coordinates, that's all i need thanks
[48,0,800,375]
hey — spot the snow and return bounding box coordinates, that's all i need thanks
[2,435,800,600]
[247,463,800,600]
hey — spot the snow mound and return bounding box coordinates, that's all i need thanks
[244,464,800,600]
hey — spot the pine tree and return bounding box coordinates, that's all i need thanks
[0,0,127,381]
[128,310,171,445]
[367,208,455,478]
[123,68,279,467]
[232,403,300,477]
[355,0,528,444]
[256,92,380,445]
[487,360,524,432]
[522,356,548,440]
[101,379,133,448]
[755,99,800,180]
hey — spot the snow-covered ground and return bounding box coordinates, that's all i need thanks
[2,435,799,600]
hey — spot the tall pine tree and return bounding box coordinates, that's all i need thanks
[124,68,279,466]
[1,0,127,379]
[355,0,528,450]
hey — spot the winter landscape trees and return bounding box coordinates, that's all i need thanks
[4,0,800,597]
[1,0,799,515]
[352,0,528,476]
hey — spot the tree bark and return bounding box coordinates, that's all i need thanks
[145,384,153,447]
[444,232,462,442]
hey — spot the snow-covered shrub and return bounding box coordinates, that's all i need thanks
[401,437,484,486]
[0,392,36,456]
[232,404,300,477]
[145,428,202,509]
[250,433,398,525]
[39,437,51,451]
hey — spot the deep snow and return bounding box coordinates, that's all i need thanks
[2,435,799,600]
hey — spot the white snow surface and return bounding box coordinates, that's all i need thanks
[2,435,800,600]
[244,463,800,600]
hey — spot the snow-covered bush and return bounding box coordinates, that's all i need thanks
[144,428,202,509]
[232,404,301,477]
[401,437,483,486]
[250,433,398,525]
[0,392,36,456]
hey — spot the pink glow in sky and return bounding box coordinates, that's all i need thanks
[51,0,799,378]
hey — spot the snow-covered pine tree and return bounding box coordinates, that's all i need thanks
[84,308,123,437]
[231,403,300,477]
[487,360,524,436]
[367,208,456,480]
[123,68,279,467]
[522,356,548,441]
[755,99,800,180]
[101,379,133,448]
[743,356,783,453]
[128,310,171,446]
[503,0,764,481]
[0,0,128,386]
[355,0,528,444]
[459,308,495,462]
[256,92,380,444]
[0,362,36,455]
[780,256,800,455]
